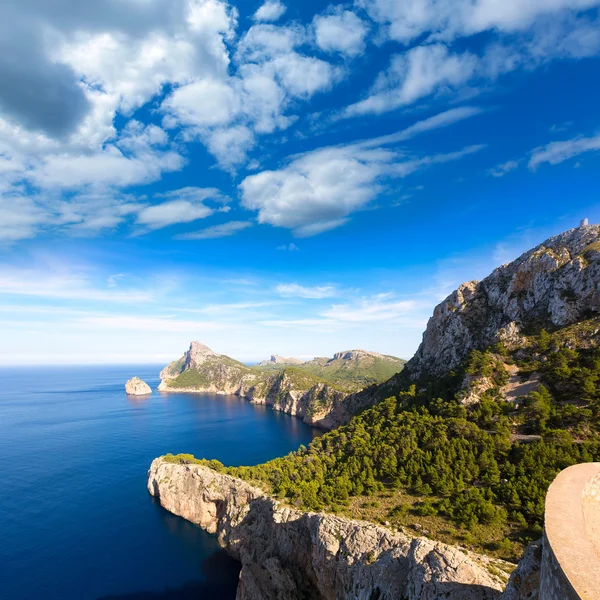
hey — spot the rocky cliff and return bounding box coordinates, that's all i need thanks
[395,223,600,382]
[158,342,347,428]
[148,458,512,600]
[157,342,404,429]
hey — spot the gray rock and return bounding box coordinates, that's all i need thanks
[405,224,600,380]
[148,458,513,600]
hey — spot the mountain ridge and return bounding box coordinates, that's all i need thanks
[158,342,405,428]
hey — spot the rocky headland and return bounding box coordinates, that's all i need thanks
[125,377,152,396]
[157,342,404,429]
[148,457,512,600]
[148,222,600,600]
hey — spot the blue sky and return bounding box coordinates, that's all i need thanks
[0,0,599,364]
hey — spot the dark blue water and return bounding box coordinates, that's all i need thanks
[0,366,319,600]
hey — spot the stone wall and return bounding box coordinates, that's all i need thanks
[539,463,600,600]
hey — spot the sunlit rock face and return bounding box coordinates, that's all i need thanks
[125,377,151,396]
[148,458,512,600]
[407,224,600,380]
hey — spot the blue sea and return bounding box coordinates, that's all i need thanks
[0,365,320,600]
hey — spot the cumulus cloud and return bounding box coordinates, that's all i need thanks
[253,1,287,23]
[161,22,340,168]
[277,243,300,251]
[276,284,338,299]
[313,9,369,57]
[240,109,484,236]
[529,133,600,169]
[176,221,253,240]
[0,0,236,142]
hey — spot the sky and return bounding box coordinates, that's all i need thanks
[0,0,599,365]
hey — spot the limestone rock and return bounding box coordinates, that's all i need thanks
[125,377,152,396]
[498,540,541,600]
[403,224,600,380]
[148,458,513,600]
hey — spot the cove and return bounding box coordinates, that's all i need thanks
[0,365,319,600]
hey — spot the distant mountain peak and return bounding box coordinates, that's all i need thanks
[258,354,304,366]
[187,341,220,368]
[332,349,386,361]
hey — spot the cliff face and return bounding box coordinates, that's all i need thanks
[148,458,512,600]
[405,224,600,380]
[158,343,347,429]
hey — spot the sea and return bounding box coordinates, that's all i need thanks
[0,365,320,600]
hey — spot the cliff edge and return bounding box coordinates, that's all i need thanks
[148,457,512,600]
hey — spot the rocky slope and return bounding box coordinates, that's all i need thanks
[148,457,512,600]
[125,377,151,396]
[158,342,403,429]
[405,222,600,380]
[343,222,600,417]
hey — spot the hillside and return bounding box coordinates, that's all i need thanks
[159,342,405,427]
[177,223,600,561]
[253,349,406,391]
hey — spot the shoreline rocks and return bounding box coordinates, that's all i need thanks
[125,377,152,396]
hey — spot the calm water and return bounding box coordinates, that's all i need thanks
[0,365,319,600]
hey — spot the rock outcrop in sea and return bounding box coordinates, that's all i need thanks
[148,458,512,600]
[125,377,152,396]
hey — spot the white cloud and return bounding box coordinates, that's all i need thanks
[344,44,479,117]
[277,243,300,251]
[488,159,521,177]
[240,109,484,236]
[0,266,153,303]
[323,294,418,323]
[314,9,369,57]
[176,221,253,240]
[253,1,287,23]
[136,201,214,231]
[357,0,600,43]
[75,314,234,333]
[529,133,600,169]
[159,22,340,169]
[162,79,241,129]
[23,121,185,190]
[276,283,339,299]
[0,197,48,242]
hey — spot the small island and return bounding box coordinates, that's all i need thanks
[125,377,152,396]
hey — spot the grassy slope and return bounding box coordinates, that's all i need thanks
[252,354,406,392]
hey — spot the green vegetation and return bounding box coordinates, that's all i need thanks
[166,355,254,389]
[166,322,600,560]
[252,352,406,392]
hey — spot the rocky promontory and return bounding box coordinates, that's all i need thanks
[125,377,152,396]
[156,342,403,429]
[148,457,512,600]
